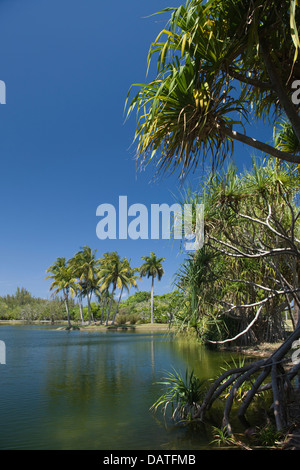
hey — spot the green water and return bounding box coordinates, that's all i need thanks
[0,325,242,450]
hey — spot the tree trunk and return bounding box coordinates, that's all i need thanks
[294,300,300,329]
[64,293,71,328]
[112,287,123,325]
[259,37,300,146]
[105,285,116,326]
[100,291,108,325]
[290,258,300,328]
[87,293,92,325]
[151,276,154,323]
[78,293,84,325]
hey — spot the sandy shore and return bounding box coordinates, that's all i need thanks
[54,322,173,332]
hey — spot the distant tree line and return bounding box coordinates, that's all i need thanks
[0,287,67,322]
[0,286,178,325]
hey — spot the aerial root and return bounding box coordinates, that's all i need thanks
[197,327,300,435]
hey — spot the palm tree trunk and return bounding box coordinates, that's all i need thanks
[112,286,123,325]
[106,285,116,326]
[64,291,71,328]
[91,297,95,323]
[87,292,92,325]
[151,276,154,323]
[78,293,84,325]
[100,290,108,325]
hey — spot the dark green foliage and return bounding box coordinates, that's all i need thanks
[121,290,179,324]
[122,291,151,305]
[0,287,67,321]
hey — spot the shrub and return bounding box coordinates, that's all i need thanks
[151,368,208,422]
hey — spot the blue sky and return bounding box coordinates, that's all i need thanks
[0,0,272,300]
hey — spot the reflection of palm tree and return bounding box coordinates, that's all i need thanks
[140,252,165,323]
[45,257,76,328]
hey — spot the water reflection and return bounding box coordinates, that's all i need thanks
[0,326,238,450]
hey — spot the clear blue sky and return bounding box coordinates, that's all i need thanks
[0,0,272,299]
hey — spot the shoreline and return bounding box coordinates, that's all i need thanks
[58,322,172,333]
[221,342,283,358]
[0,321,284,356]
[0,320,172,333]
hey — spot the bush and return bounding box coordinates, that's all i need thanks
[116,312,139,325]
[151,368,208,421]
[116,313,129,325]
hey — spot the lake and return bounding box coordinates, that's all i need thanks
[0,325,242,450]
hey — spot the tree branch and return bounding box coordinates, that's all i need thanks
[208,235,296,259]
[227,68,273,92]
[206,304,264,345]
[220,123,300,164]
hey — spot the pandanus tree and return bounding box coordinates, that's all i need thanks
[45,257,76,329]
[126,0,300,177]
[140,252,165,323]
[274,119,300,156]
[126,0,300,435]
[176,160,300,339]
[174,159,300,433]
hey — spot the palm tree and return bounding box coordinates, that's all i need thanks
[74,246,100,325]
[112,260,139,325]
[97,252,116,325]
[98,286,109,325]
[140,252,165,323]
[98,252,136,325]
[93,279,107,325]
[68,252,86,325]
[45,257,76,329]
